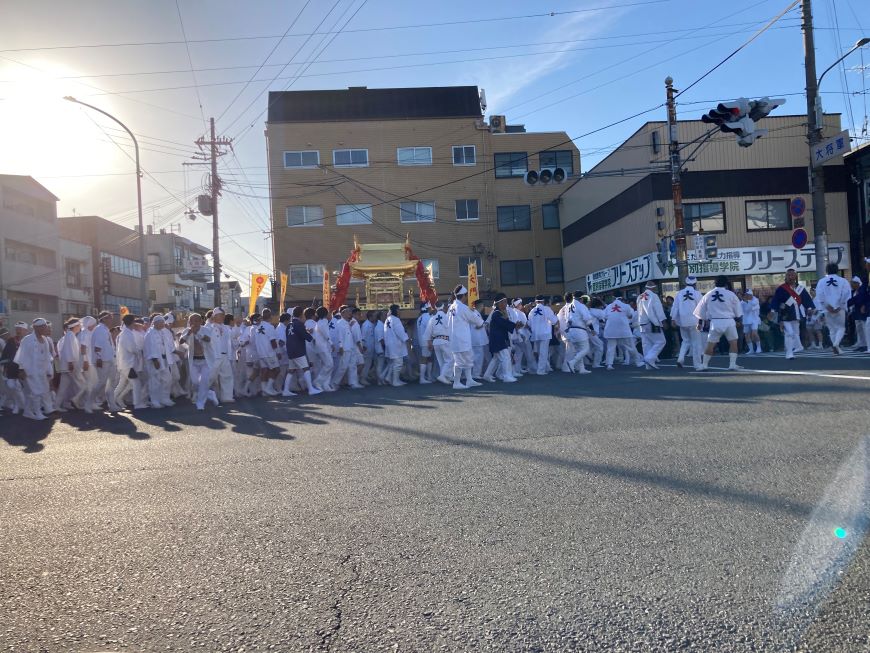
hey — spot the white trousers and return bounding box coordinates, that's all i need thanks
[189,359,212,408]
[314,351,334,389]
[332,351,356,386]
[115,367,145,407]
[783,320,801,356]
[640,330,666,364]
[148,363,172,406]
[433,343,453,380]
[856,320,867,348]
[826,310,846,348]
[472,345,486,377]
[588,335,604,367]
[566,331,590,370]
[678,326,705,369]
[90,361,117,409]
[532,339,550,375]
[484,348,513,380]
[210,357,235,401]
[56,369,84,408]
[606,338,641,367]
[452,349,474,381]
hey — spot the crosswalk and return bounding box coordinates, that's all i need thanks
[745,348,870,360]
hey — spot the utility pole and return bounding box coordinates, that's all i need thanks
[665,77,689,284]
[195,118,233,307]
[802,0,828,281]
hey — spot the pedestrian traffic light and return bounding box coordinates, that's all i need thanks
[704,235,718,260]
[524,167,567,185]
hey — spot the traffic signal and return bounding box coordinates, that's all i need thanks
[700,97,785,147]
[524,167,567,186]
[704,235,718,260]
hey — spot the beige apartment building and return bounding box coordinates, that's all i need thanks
[560,113,852,301]
[265,86,579,304]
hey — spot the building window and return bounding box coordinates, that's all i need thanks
[545,258,564,283]
[455,199,479,221]
[501,259,534,286]
[101,252,141,278]
[397,147,432,166]
[452,145,476,165]
[5,239,55,267]
[422,258,440,279]
[746,199,790,231]
[65,260,84,289]
[283,150,319,168]
[399,201,436,223]
[494,152,528,178]
[459,256,482,277]
[286,205,324,227]
[10,295,35,311]
[685,202,726,233]
[333,149,369,167]
[497,205,531,232]
[336,204,373,225]
[542,203,560,229]
[539,150,574,176]
[289,263,325,285]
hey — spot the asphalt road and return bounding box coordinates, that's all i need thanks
[1,353,869,652]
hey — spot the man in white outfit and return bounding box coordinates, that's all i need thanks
[636,281,667,370]
[447,284,485,389]
[603,292,643,370]
[55,319,84,411]
[740,289,762,354]
[694,275,743,371]
[670,276,704,370]
[114,313,147,410]
[179,313,219,411]
[557,292,593,374]
[470,300,489,379]
[813,263,852,355]
[383,304,410,387]
[331,307,360,389]
[90,311,122,412]
[415,303,434,384]
[769,269,815,360]
[14,318,54,420]
[208,308,235,402]
[528,295,557,375]
[426,303,453,384]
[144,315,173,408]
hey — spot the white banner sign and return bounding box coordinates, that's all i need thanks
[585,243,850,293]
[812,130,851,168]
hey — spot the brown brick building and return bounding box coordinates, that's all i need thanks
[265,86,579,303]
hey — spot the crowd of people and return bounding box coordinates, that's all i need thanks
[1,265,867,421]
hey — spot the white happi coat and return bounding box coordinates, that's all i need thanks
[383,314,409,358]
[14,333,54,395]
[447,300,484,353]
[670,287,702,327]
[603,300,635,339]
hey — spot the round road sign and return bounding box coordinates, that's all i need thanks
[791,227,808,249]
[790,197,806,218]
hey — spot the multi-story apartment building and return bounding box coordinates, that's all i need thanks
[0,175,63,329]
[265,85,579,304]
[59,216,213,315]
[560,114,853,300]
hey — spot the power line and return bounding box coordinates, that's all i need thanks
[174,0,207,129]
[0,1,674,54]
[214,0,314,124]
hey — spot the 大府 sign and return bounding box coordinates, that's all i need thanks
[585,243,850,293]
[812,130,850,168]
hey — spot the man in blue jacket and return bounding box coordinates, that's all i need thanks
[482,293,519,383]
[282,306,321,397]
[769,268,814,360]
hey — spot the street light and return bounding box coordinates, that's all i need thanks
[804,31,869,280]
[63,96,148,314]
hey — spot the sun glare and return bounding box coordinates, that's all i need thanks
[0,61,123,181]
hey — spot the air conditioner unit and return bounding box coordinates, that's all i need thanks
[489,115,506,134]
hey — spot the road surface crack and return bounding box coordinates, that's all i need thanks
[317,553,359,652]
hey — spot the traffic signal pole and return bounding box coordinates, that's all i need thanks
[665,77,689,284]
[802,0,828,281]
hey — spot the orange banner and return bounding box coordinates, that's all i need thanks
[322,269,331,308]
[467,262,479,305]
[249,272,269,316]
[279,272,288,314]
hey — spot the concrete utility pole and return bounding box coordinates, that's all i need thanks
[195,118,233,307]
[665,77,689,284]
[802,0,829,281]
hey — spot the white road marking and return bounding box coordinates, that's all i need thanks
[657,363,870,382]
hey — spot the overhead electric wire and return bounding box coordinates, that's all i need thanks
[174,0,207,129]
[0,1,674,54]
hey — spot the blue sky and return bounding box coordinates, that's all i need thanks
[1,0,868,289]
